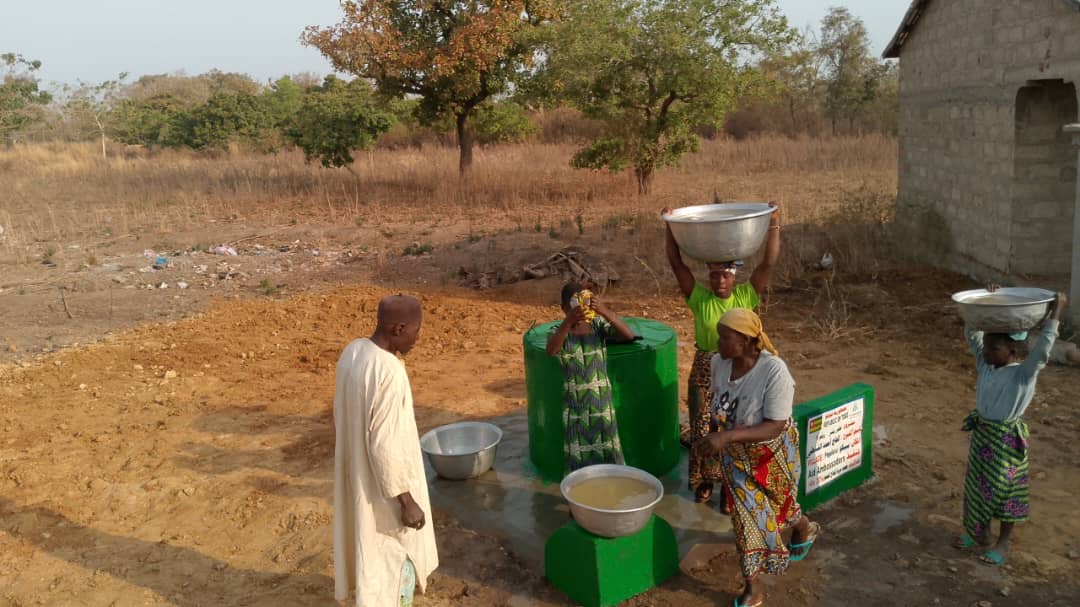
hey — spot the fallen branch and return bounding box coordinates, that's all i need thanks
[633,256,662,297]
[59,287,74,320]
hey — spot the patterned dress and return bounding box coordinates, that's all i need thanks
[710,352,802,580]
[719,421,803,579]
[687,348,722,490]
[959,322,1055,538]
[555,319,625,472]
[962,412,1031,539]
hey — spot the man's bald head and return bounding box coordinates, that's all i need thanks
[373,295,423,355]
[376,295,422,327]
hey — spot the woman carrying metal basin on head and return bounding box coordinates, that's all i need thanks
[661,201,781,509]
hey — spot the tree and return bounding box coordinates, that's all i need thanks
[860,60,899,134]
[473,101,537,145]
[112,93,188,147]
[263,76,303,128]
[175,92,273,150]
[0,53,51,145]
[203,70,263,97]
[819,7,880,134]
[537,0,792,194]
[285,76,393,170]
[64,74,127,159]
[303,0,560,175]
[759,29,825,134]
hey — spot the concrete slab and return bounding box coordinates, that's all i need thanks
[425,411,733,573]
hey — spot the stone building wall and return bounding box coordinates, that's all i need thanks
[894,0,1080,280]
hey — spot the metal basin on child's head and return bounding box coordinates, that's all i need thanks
[662,203,776,263]
[420,422,502,480]
[560,464,664,538]
[951,287,1056,333]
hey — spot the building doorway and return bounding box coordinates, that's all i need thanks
[1012,80,1078,276]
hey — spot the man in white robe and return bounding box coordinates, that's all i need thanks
[333,295,438,606]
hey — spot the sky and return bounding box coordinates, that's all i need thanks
[2,1,909,86]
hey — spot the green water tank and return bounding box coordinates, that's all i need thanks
[523,317,681,482]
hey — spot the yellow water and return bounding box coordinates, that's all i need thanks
[969,293,1032,305]
[568,477,658,510]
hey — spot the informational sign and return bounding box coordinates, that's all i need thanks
[804,397,865,494]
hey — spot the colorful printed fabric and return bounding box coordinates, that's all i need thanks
[400,558,416,607]
[962,411,1031,540]
[719,420,803,580]
[555,319,625,472]
[687,348,722,490]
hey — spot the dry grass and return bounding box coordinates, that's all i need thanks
[0,135,897,269]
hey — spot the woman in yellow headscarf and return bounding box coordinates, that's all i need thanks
[695,309,820,607]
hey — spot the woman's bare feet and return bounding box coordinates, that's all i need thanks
[789,516,821,561]
[736,578,765,607]
[694,483,713,503]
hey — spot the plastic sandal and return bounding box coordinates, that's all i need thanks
[789,522,821,562]
[954,534,978,549]
[980,549,1007,566]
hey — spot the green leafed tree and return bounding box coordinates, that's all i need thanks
[111,93,188,147]
[819,6,881,135]
[759,30,825,134]
[262,76,303,128]
[537,0,792,194]
[285,76,393,170]
[302,0,560,175]
[473,101,537,145]
[0,53,51,145]
[174,91,274,150]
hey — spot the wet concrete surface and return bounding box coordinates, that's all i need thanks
[425,411,733,572]
[870,501,913,535]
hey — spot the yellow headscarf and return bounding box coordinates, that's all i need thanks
[718,308,778,356]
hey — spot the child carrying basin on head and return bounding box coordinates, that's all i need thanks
[955,287,1066,566]
[546,283,637,473]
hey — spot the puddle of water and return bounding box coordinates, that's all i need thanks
[426,411,733,571]
[871,501,912,535]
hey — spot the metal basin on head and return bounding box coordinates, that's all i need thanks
[420,422,502,480]
[951,287,1056,333]
[560,464,664,538]
[662,203,776,262]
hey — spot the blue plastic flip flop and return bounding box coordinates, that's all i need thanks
[789,522,821,562]
[733,597,764,607]
[980,549,1007,566]
[954,534,979,549]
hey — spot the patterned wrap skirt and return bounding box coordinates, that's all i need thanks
[720,420,803,580]
[687,348,722,490]
[962,411,1031,540]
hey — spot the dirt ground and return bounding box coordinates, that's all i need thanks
[2,206,1079,607]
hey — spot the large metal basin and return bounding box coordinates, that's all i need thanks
[420,422,502,480]
[663,203,776,262]
[560,464,664,538]
[952,287,1055,333]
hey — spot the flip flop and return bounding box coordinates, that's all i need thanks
[980,549,1007,566]
[733,597,764,607]
[954,534,979,549]
[789,522,821,562]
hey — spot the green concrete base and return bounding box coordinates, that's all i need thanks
[544,515,679,607]
[794,383,876,512]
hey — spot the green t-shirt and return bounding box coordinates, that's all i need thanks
[687,282,760,351]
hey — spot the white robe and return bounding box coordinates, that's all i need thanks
[333,338,438,606]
